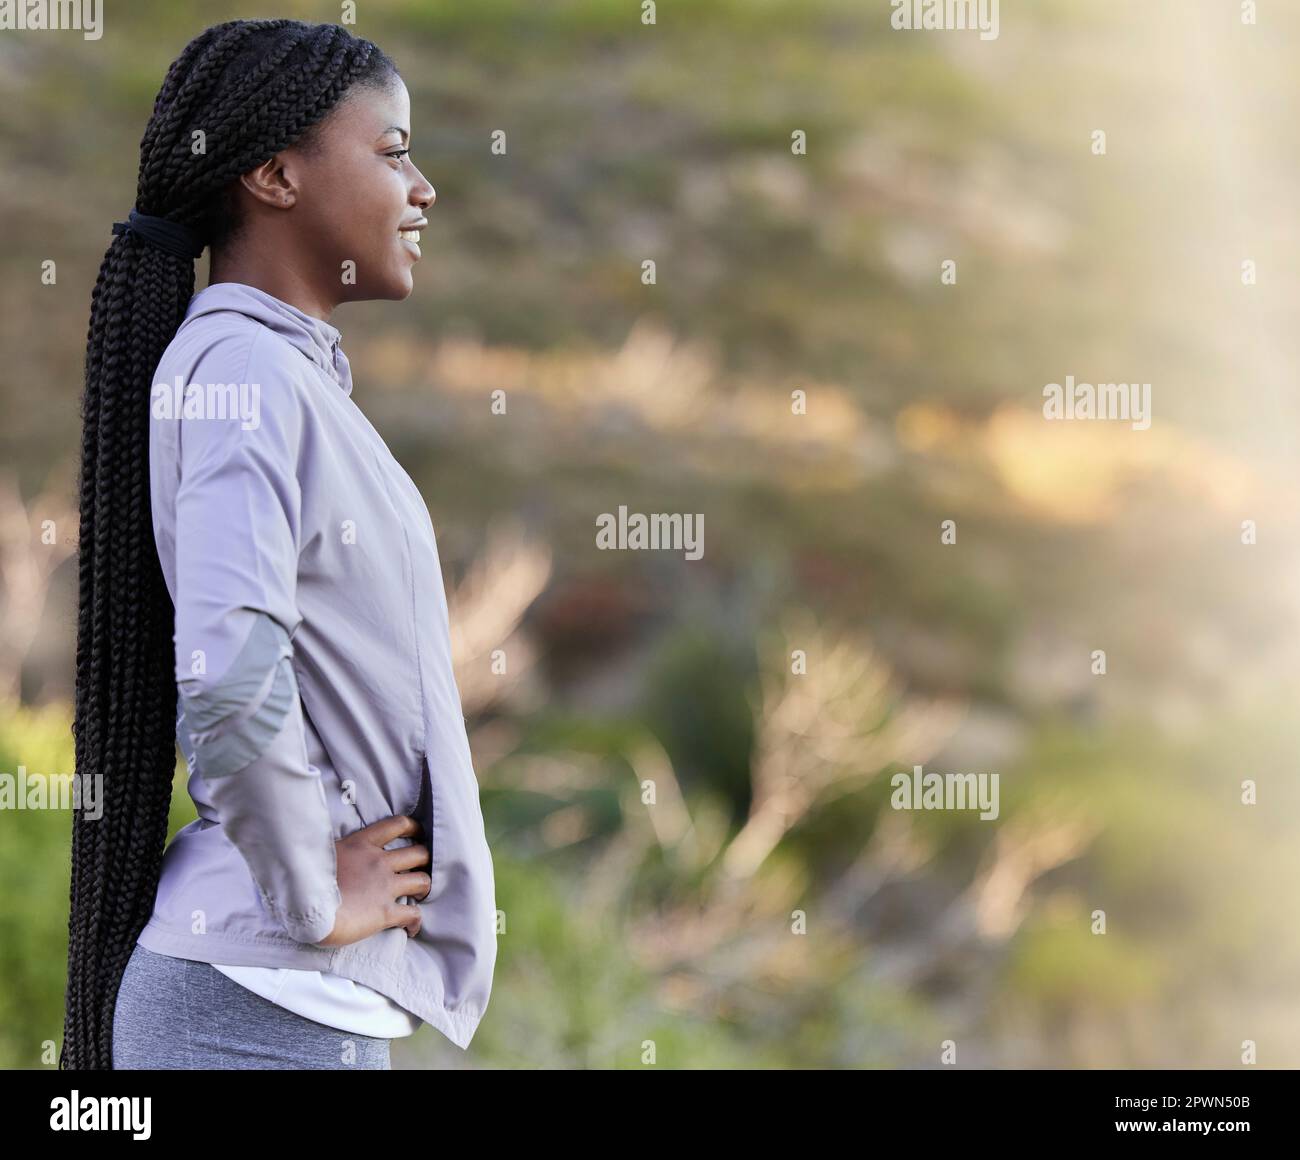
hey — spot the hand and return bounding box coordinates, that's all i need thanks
[317,814,431,946]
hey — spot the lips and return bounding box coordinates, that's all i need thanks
[398,220,426,259]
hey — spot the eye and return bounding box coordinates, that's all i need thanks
[386,149,410,165]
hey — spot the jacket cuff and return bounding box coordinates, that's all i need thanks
[264,880,343,945]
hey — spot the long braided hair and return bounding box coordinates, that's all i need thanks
[62,18,397,1070]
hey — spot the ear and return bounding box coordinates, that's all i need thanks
[238,152,298,210]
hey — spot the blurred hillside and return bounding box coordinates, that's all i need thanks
[2,0,1300,1069]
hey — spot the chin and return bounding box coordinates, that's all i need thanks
[385,271,416,300]
[360,275,415,302]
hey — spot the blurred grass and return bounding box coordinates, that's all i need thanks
[5,673,1300,1068]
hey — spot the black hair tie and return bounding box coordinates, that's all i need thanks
[111,208,206,259]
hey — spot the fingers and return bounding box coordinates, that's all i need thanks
[395,870,433,903]
[361,813,423,846]
[387,901,422,939]
[384,841,430,873]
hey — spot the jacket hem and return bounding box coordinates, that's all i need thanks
[135,918,484,1051]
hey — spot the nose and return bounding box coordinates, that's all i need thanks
[410,163,435,212]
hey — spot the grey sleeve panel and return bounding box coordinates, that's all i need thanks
[180,613,297,781]
[176,703,196,771]
[200,687,342,945]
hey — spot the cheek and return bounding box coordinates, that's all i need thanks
[359,170,409,235]
[325,157,401,220]
[308,161,407,265]
[329,203,387,262]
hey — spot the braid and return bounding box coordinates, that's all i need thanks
[61,18,397,1071]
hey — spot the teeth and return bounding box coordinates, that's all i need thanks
[398,230,421,243]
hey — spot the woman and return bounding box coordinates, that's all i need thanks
[62,18,498,1070]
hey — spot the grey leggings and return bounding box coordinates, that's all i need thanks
[112,942,391,1070]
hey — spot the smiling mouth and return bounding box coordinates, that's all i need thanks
[398,228,422,257]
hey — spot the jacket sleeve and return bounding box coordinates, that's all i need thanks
[170,341,341,945]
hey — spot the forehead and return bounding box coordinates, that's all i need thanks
[323,76,410,140]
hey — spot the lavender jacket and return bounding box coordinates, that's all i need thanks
[136,281,497,1050]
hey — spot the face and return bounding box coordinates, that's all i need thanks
[267,75,435,303]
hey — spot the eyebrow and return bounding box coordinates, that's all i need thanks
[379,126,409,143]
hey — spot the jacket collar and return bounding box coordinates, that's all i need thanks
[185,281,353,397]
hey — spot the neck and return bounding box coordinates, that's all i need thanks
[207,247,336,323]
